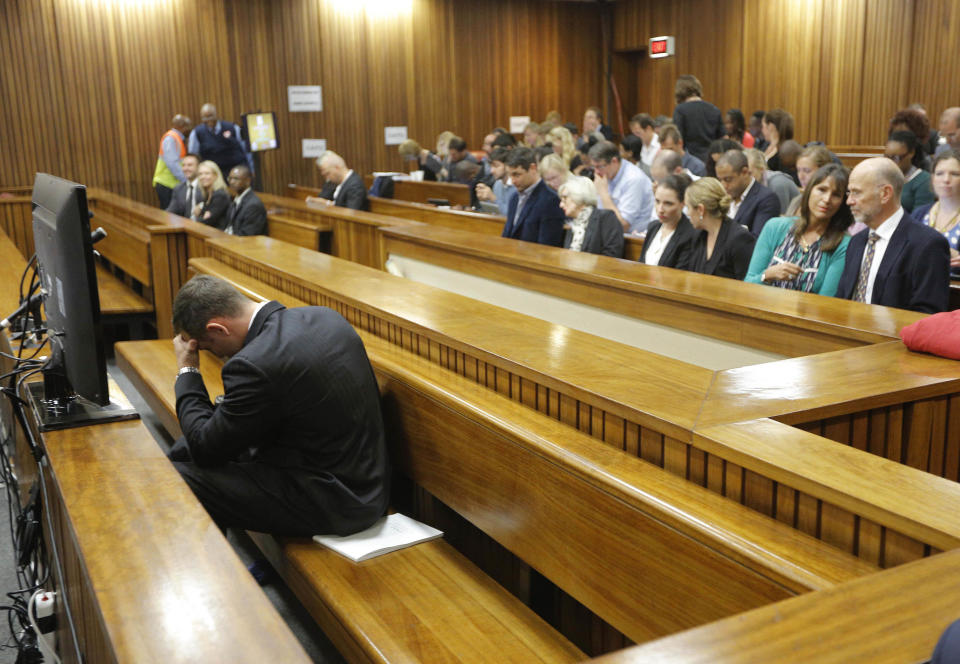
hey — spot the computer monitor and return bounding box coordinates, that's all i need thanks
[243,112,278,152]
[27,174,137,430]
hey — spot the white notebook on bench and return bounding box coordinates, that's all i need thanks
[313,513,443,562]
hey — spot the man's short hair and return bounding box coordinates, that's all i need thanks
[173,275,249,339]
[630,113,655,129]
[653,149,683,173]
[588,140,620,164]
[505,147,537,170]
[490,147,511,164]
[230,164,252,179]
[620,134,644,161]
[184,153,201,163]
[448,136,467,152]
[716,149,748,172]
[492,133,517,149]
[658,124,682,145]
[586,106,603,121]
[454,159,480,180]
[779,140,803,161]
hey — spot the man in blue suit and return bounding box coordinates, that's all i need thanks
[835,157,950,314]
[501,147,564,246]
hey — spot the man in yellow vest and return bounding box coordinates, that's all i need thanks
[153,114,192,208]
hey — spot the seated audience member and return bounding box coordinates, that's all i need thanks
[589,140,655,234]
[706,138,743,177]
[501,147,565,246]
[576,139,596,179]
[744,148,799,215]
[443,137,479,182]
[166,153,202,218]
[749,110,769,151]
[435,130,455,180]
[305,151,369,211]
[192,160,231,229]
[659,124,707,176]
[492,132,518,151]
[558,176,624,258]
[629,113,661,167]
[169,275,389,536]
[398,139,443,181]
[523,122,543,148]
[640,174,696,268]
[672,75,724,164]
[453,160,491,210]
[480,131,497,175]
[890,107,934,165]
[715,149,781,236]
[835,158,950,313]
[911,149,960,274]
[778,140,803,185]
[886,130,935,213]
[723,108,755,148]
[761,108,795,172]
[785,145,833,215]
[620,135,645,165]
[224,165,267,236]
[683,177,756,280]
[535,122,554,146]
[937,108,960,155]
[583,106,614,142]
[544,110,563,126]
[651,148,700,185]
[746,163,853,296]
[188,103,253,181]
[539,153,572,192]
[476,147,517,216]
[547,125,578,170]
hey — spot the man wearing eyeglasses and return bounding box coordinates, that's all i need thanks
[937,108,960,155]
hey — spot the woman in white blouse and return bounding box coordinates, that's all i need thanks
[639,174,696,268]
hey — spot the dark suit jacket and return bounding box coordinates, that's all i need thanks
[563,208,624,257]
[175,302,390,535]
[686,217,756,280]
[334,171,369,211]
[198,189,231,229]
[835,214,950,313]
[502,180,564,246]
[734,180,781,237]
[226,189,267,236]
[638,215,696,268]
[165,180,202,217]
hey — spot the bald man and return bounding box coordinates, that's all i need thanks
[187,103,252,179]
[305,151,369,211]
[835,157,950,313]
[152,114,192,208]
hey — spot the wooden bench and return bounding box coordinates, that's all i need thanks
[828,144,886,169]
[266,212,332,253]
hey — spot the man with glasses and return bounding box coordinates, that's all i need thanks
[937,108,960,155]
[588,140,654,234]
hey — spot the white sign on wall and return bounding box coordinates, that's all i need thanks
[301,139,328,159]
[509,116,531,134]
[288,86,323,112]
[384,126,409,145]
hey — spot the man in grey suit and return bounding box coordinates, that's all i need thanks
[165,153,202,218]
[305,151,369,211]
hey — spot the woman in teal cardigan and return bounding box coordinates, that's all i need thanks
[745,163,853,296]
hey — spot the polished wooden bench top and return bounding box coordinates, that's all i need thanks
[95,263,153,315]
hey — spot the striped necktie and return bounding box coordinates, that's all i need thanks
[852,231,880,302]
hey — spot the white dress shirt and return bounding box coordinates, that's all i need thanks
[333,169,354,202]
[728,178,755,220]
[862,207,905,304]
[643,226,675,265]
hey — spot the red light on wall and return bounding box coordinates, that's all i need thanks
[648,36,675,59]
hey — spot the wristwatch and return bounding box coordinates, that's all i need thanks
[177,366,201,379]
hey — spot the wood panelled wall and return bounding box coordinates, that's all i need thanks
[0,0,602,204]
[613,0,959,146]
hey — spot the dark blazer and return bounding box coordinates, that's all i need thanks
[685,217,756,280]
[175,302,390,535]
[638,215,696,268]
[226,189,267,236]
[165,180,203,217]
[563,208,624,257]
[334,171,369,210]
[835,214,950,313]
[197,189,231,229]
[502,179,564,247]
[734,180,781,236]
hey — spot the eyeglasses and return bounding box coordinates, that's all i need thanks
[886,154,905,163]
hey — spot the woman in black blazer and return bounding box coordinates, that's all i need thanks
[639,173,696,269]
[558,175,624,258]
[682,177,756,280]
[192,160,231,229]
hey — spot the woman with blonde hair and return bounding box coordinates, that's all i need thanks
[682,177,756,279]
[547,125,577,169]
[539,153,572,192]
[398,139,443,181]
[191,160,230,229]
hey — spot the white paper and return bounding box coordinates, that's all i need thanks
[313,513,443,562]
[288,85,323,112]
[509,115,531,134]
[302,139,327,159]
[384,126,408,145]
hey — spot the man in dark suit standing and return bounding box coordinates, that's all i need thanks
[501,147,564,246]
[715,149,781,236]
[836,157,950,313]
[305,151,369,211]
[169,275,390,536]
[165,153,202,218]
[225,165,267,235]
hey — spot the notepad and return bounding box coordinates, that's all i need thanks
[312,513,443,562]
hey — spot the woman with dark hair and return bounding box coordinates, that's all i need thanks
[705,138,741,177]
[745,163,853,296]
[672,74,724,164]
[723,108,754,148]
[912,149,960,273]
[761,108,795,173]
[640,174,696,268]
[890,107,935,158]
[619,134,644,165]
[885,130,934,213]
[683,177,755,280]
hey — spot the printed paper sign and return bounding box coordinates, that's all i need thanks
[384,126,408,145]
[302,139,327,159]
[288,86,323,112]
[509,116,531,134]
